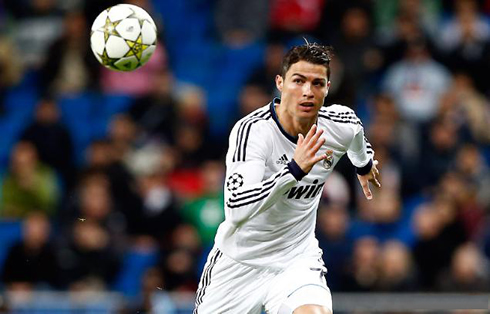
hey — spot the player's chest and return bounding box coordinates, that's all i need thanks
[265,134,344,180]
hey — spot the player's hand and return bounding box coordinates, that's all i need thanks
[357,159,381,200]
[293,124,327,174]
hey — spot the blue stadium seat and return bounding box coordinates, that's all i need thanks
[99,93,133,120]
[219,42,265,84]
[0,113,35,172]
[58,93,135,164]
[58,93,94,123]
[172,40,217,87]
[0,220,22,272]
[206,85,241,138]
[3,87,38,122]
[58,93,98,164]
[112,247,159,298]
[483,147,490,166]
[92,93,134,142]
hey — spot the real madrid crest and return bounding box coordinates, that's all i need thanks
[323,150,334,170]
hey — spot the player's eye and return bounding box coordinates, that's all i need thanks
[293,78,303,84]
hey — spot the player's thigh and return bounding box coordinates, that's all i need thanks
[277,284,332,314]
[265,257,332,314]
[194,248,265,314]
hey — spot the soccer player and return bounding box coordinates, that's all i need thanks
[194,42,381,314]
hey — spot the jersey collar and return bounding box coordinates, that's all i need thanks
[270,98,298,144]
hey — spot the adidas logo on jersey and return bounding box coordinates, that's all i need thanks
[276,154,288,165]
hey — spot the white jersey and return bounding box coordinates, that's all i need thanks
[214,98,374,269]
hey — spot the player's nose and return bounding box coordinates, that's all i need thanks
[302,83,314,98]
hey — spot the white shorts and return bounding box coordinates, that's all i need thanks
[194,247,332,314]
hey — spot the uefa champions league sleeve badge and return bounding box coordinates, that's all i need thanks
[323,150,334,170]
[226,173,244,192]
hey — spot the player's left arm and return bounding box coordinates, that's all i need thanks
[347,117,381,200]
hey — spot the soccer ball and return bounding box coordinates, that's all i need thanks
[90,4,157,71]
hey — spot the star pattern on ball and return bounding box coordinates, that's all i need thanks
[102,17,122,42]
[128,9,139,20]
[124,35,149,61]
[226,173,244,192]
[99,49,118,67]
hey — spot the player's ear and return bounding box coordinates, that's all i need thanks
[325,81,331,97]
[275,75,283,92]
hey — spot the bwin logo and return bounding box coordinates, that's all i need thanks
[285,179,324,199]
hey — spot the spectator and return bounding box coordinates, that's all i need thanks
[215,0,269,47]
[352,190,416,247]
[7,0,63,69]
[128,69,179,142]
[108,114,139,162]
[316,202,353,291]
[329,5,377,104]
[21,98,75,188]
[101,43,166,97]
[39,10,100,96]
[159,225,201,292]
[321,171,351,206]
[0,36,23,111]
[418,118,460,189]
[125,143,182,245]
[454,144,490,210]
[123,267,176,314]
[1,212,59,291]
[269,0,326,39]
[377,240,418,291]
[375,12,428,71]
[373,0,441,42]
[181,160,225,249]
[160,247,198,292]
[246,38,286,96]
[0,141,60,218]
[82,138,142,229]
[438,0,490,53]
[438,171,485,240]
[442,15,490,93]
[438,73,490,144]
[343,237,380,291]
[236,83,272,118]
[60,172,126,254]
[172,85,216,163]
[383,38,451,124]
[437,243,490,292]
[366,95,407,195]
[166,86,221,198]
[58,220,121,291]
[412,196,467,289]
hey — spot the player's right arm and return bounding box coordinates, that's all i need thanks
[224,121,326,226]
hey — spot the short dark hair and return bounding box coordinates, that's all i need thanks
[281,43,334,79]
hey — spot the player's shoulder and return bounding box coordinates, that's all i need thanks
[320,103,357,115]
[228,103,274,162]
[231,104,273,134]
[318,104,362,128]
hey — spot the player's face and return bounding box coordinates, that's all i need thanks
[275,60,330,120]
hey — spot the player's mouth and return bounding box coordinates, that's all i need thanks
[299,102,315,111]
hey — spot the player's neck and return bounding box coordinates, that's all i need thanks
[276,105,316,138]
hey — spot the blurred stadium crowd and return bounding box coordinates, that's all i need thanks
[0,0,490,312]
